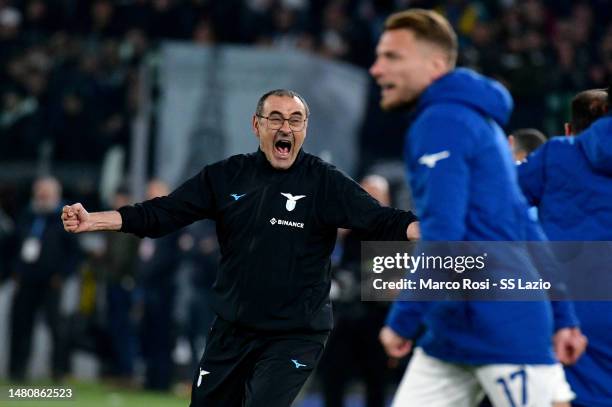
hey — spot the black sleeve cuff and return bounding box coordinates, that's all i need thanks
[117,205,142,236]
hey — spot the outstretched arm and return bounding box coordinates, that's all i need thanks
[63,167,217,238]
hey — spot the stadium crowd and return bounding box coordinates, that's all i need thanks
[1,0,612,177]
[1,0,612,405]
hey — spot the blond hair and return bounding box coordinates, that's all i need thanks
[385,9,458,67]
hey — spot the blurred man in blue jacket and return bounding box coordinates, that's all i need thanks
[518,88,612,407]
[370,9,584,406]
[563,88,608,137]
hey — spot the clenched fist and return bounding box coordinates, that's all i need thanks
[61,203,92,233]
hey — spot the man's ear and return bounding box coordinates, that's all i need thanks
[429,55,448,81]
[564,123,572,137]
[428,46,452,80]
[508,134,515,148]
[252,115,260,138]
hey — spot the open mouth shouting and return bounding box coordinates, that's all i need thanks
[274,134,293,160]
[380,83,396,97]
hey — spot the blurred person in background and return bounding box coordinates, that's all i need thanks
[136,178,181,391]
[518,87,612,407]
[99,184,140,385]
[61,89,419,406]
[8,175,80,381]
[508,128,547,162]
[172,219,220,394]
[501,86,608,407]
[498,1,551,131]
[435,0,488,47]
[371,9,582,406]
[255,4,314,52]
[181,220,219,369]
[50,89,102,164]
[564,88,608,136]
[507,128,547,226]
[0,204,14,283]
[50,90,97,162]
[0,84,42,161]
[501,126,572,407]
[318,0,373,68]
[318,174,397,407]
[0,4,23,63]
[459,20,501,77]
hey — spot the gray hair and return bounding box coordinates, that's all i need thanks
[255,89,310,117]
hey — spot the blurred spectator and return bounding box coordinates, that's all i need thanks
[0,205,14,282]
[256,5,314,51]
[121,28,149,66]
[148,0,192,40]
[99,184,140,383]
[517,87,612,407]
[8,175,80,381]
[137,179,180,391]
[595,30,612,86]
[508,128,547,162]
[21,0,58,45]
[318,0,373,68]
[115,0,152,34]
[174,220,219,374]
[50,90,101,163]
[566,88,609,135]
[435,0,488,46]
[317,175,395,407]
[192,17,216,46]
[460,21,501,76]
[500,29,551,129]
[0,84,42,160]
[550,39,590,93]
[1,0,611,175]
[0,4,23,62]
[69,230,114,371]
[86,0,121,40]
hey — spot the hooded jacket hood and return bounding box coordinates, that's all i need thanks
[416,68,513,126]
[577,117,612,175]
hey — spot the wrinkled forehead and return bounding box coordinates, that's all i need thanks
[262,95,306,116]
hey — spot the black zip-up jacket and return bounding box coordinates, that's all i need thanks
[118,149,417,333]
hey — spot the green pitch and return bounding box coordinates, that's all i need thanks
[1,381,189,407]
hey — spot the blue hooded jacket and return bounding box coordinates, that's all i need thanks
[519,118,612,240]
[518,117,612,406]
[386,68,577,365]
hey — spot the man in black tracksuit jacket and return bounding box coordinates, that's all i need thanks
[61,89,418,406]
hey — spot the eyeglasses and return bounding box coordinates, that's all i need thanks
[256,114,307,131]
